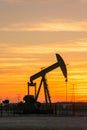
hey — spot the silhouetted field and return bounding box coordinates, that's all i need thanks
[1,102,87,117]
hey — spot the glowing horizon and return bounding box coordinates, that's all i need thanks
[0,0,87,103]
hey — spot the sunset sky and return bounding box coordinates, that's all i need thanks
[0,0,87,103]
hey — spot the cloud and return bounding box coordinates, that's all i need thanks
[0,21,87,32]
[81,0,87,3]
[0,39,87,58]
[0,0,21,3]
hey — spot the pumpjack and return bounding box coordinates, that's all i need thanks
[26,54,67,114]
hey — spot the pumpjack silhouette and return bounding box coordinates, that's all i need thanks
[24,54,67,114]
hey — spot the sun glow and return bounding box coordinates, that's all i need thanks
[0,41,87,102]
[0,0,87,103]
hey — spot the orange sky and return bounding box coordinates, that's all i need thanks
[0,0,87,103]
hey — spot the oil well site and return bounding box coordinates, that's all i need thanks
[0,54,87,117]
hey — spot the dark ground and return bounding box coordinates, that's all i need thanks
[0,116,87,130]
